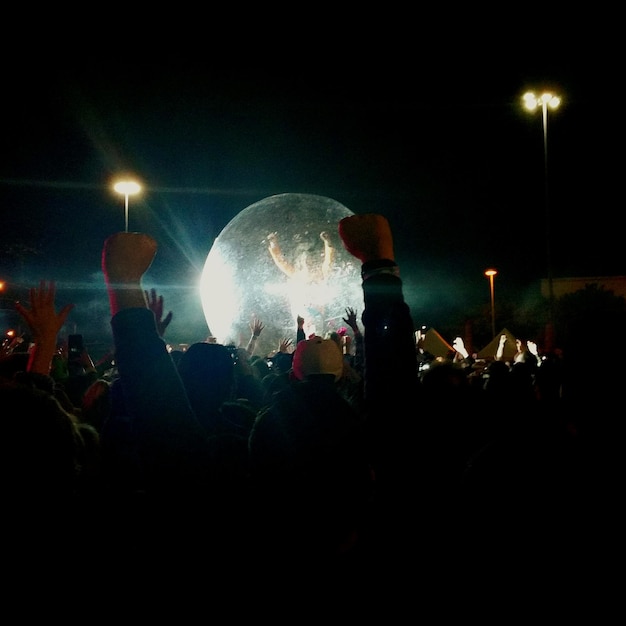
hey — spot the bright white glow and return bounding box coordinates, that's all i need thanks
[200,193,364,355]
[523,91,539,111]
[541,92,561,109]
[523,91,561,111]
[263,273,339,338]
[113,180,142,232]
[113,181,141,196]
[199,243,240,342]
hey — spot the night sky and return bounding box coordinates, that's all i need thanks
[1,36,621,354]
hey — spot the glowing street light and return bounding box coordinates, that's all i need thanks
[485,268,497,339]
[113,180,142,232]
[522,90,561,345]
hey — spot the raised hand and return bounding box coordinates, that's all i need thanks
[15,280,74,345]
[496,334,508,360]
[102,232,157,284]
[278,337,293,353]
[338,214,395,264]
[102,232,158,314]
[14,280,75,375]
[245,317,265,355]
[342,307,360,333]
[250,317,265,337]
[267,232,278,249]
[145,287,173,338]
[452,336,469,359]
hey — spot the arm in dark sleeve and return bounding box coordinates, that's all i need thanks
[360,261,418,404]
[111,308,209,492]
[359,260,420,489]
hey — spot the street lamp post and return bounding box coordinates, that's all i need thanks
[522,91,561,347]
[113,180,142,232]
[485,269,497,339]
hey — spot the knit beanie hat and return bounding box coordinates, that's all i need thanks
[292,336,343,382]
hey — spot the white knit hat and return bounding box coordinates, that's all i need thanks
[292,336,344,382]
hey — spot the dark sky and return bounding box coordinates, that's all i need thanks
[1,39,621,351]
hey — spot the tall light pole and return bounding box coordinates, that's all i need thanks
[113,180,142,232]
[522,90,561,347]
[485,269,497,339]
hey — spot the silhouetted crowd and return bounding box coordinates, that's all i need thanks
[1,215,619,612]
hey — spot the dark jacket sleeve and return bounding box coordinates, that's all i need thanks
[360,260,418,410]
[110,308,209,493]
[359,260,419,481]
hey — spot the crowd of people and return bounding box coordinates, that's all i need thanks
[1,214,618,609]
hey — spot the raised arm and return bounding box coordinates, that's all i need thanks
[102,232,207,491]
[337,213,420,527]
[246,317,265,355]
[338,214,417,415]
[496,334,507,361]
[320,231,335,281]
[14,280,74,376]
[145,287,173,338]
[267,232,297,278]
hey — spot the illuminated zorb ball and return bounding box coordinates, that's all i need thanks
[200,193,363,357]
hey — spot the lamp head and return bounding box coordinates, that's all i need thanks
[113,181,141,196]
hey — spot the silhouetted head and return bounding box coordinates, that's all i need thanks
[249,381,374,558]
[176,342,236,432]
[1,380,82,502]
[0,352,30,383]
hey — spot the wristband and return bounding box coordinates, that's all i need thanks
[361,260,400,281]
